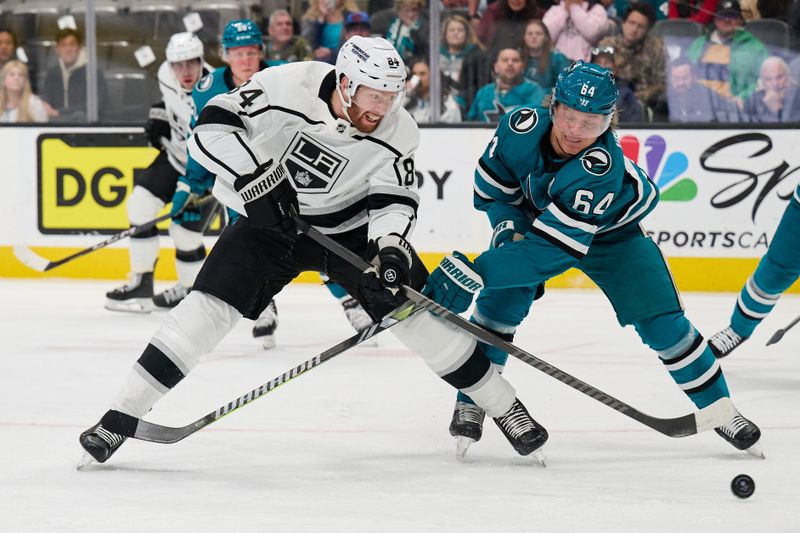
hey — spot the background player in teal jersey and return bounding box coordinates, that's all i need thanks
[708,183,800,357]
[169,19,373,347]
[417,60,763,458]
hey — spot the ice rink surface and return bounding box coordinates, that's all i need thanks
[1,279,798,532]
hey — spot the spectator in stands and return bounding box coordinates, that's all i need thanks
[265,9,313,66]
[0,60,48,123]
[403,57,463,122]
[544,0,610,61]
[42,28,109,121]
[302,0,359,63]
[668,0,720,25]
[467,47,547,121]
[598,3,666,115]
[743,56,800,122]
[385,0,429,63]
[475,0,544,51]
[521,19,572,91]
[687,0,767,105]
[0,28,39,93]
[440,14,491,110]
[0,29,17,71]
[329,11,375,59]
[591,47,645,120]
[666,56,741,121]
[754,0,793,20]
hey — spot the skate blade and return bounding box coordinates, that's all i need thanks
[76,452,96,471]
[455,437,476,461]
[258,335,277,350]
[531,449,547,467]
[105,299,153,314]
[745,443,766,459]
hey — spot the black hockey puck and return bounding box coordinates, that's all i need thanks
[731,474,755,499]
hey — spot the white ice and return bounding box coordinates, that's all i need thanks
[1,279,798,532]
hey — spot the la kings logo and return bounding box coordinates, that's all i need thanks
[280,133,348,193]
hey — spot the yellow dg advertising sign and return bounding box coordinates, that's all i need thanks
[37,132,223,235]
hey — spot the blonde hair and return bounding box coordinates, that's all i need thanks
[303,0,360,20]
[0,60,35,122]
[441,14,483,51]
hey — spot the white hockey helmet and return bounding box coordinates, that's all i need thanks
[166,32,204,63]
[335,36,406,113]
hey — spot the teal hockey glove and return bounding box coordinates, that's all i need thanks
[491,220,525,249]
[169,182,201,223]
[422,251,484,314]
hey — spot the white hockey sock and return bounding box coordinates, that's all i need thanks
[393,312,516,417]
[129,236,159,273]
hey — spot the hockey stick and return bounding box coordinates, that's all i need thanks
[295,218,737,438]
[13,195,216,272]
[120,300,426,443]
[766,313,800,346]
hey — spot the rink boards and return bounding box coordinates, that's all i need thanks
[1,125,798,293]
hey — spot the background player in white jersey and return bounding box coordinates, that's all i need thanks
[79,36,426,463]
[105,32,212,312]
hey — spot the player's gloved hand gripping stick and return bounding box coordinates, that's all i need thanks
[13,195,216,272]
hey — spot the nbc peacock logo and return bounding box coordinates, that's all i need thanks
[620,134,697,202]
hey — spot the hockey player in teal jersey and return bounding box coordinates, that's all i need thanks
[709,183,800,357]
[169,19,373,347]
[420,60,763,458]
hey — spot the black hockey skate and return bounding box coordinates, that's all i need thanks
[708,326,748,358]
[105,272,154,313]
[153,283,189,310]
[449,400,485,441]
[79,422,127,465]
[252,299,279,349]
[493,398,549,456]
[715,412,764,457]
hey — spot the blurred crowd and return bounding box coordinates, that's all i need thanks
[1,0,799,125]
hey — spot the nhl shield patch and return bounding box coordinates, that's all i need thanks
[280,133,348,193]
[580,147,611,176]
[509,107,538,134]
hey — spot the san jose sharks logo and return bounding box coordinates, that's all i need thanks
[509,107,538,134]
[580,147,611,176]
[620,134,696,201]
[482,101,508,123]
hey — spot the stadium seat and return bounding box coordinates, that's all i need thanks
[745,19,792,56]
[651,19,704,61]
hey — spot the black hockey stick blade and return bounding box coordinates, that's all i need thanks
[294,217,737,438]
[766,314,800,346]
[127,301,425,444]
[13,195,215,272]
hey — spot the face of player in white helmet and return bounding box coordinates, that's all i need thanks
[171,58,203,90]
[226,44,261,86]
[340,77,401,133]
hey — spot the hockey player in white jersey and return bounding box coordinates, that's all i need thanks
[105,32,213,312]
[79,36,539,465]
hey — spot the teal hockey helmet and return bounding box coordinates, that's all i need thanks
[222,19,263,50]
[552,60,618,115]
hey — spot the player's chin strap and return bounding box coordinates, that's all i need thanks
[293,216,739,439]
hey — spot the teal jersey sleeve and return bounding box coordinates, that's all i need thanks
[473,112,659,289]
[473,107,543,230]
[181,67,236,192]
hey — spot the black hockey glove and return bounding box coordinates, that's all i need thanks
[357,234,413,318]
[144,102,170,150]
[234,159,298,234]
